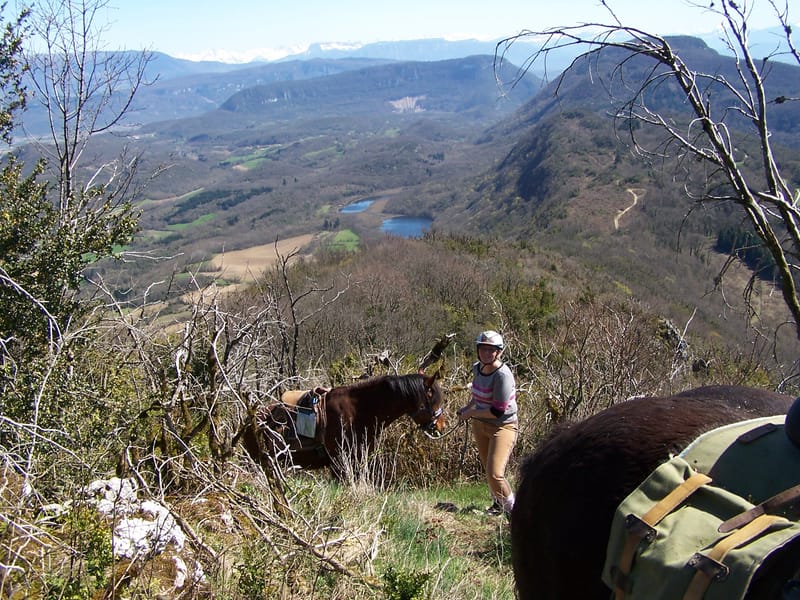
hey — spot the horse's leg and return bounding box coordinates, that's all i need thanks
[288,446,331,471]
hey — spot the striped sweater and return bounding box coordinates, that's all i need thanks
[471,361,517,426]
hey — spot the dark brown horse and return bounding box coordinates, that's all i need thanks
[511,385,797,600]
[242,372,445,474]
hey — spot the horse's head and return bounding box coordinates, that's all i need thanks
[411,370,446,437]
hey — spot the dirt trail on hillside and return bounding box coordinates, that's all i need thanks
[614,188,646,230]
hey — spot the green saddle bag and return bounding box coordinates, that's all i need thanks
[603,416,800,600]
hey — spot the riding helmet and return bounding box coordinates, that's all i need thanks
[476,330,504,350]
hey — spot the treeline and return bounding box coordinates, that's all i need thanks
[715,225,779,283]
[167,185,275,224]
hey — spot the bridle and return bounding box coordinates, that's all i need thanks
[411,380,445,438]
[412,379,464,440]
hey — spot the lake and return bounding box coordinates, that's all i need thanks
[381,216,432,239]
[340,199,375,213]
[340,199,432,238]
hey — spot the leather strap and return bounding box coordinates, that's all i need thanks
[718,482,800,533]
[613,472,712,599]
[641,472,713,526]
[683,514,787,600]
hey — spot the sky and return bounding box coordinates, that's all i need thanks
[15,0,795,63]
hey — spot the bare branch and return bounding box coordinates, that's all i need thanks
[500,0,800,338]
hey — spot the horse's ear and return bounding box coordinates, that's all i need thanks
[424,368,442,387]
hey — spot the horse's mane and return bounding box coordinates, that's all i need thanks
[346,373,427,399]
[387,373,429,398]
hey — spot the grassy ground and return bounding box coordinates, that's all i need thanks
[204,463,516,599]
[271,478,516,600]
[377,483,515,600]
[3,468,516,599]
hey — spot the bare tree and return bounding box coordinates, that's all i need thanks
[497,0,800,340]
[18,0,153,313]
[24,0,153,194]
[265,242,351,378]
[517,297,679,425]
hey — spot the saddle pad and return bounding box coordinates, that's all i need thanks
[295,407,317,439]
[680,416,800,501]
[603,416,800,600]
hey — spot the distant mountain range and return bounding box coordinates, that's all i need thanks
[164,27,796,72]
[143,26,798,82]
[16,27,793,138]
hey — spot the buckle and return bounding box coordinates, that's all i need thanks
[624,513,657,542]
[688,552,730,582]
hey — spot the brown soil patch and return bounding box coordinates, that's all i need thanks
[179,234,316,305]
[365,197,390,212]
[209,234,315,282]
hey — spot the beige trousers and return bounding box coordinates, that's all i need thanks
[471,419,518,510]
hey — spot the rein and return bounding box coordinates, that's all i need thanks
[421,419,464,440]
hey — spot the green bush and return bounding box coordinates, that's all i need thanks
[382,566,431,600]
[43,506,113,600]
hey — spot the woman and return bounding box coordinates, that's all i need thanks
[457,330,518,516]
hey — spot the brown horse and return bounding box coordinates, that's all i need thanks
[511,385,797,600]
[242,372,445,474]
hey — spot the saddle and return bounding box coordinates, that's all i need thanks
[263,387,329,450]
[603,415,800,600]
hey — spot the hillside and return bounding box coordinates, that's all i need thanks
[44,40,800,368]
[65,55,536,266]
[413,37,800,357]
[218,55,540,121]
[18,55,399,137]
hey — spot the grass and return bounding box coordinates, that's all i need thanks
[325,229,360,252]
[284,477,515,600]
[375,484,514,599]
[390,484,514,599]
[303,144,345,161]
[167,212,217,231]
[241,428,517,600]
[220,146,283,169]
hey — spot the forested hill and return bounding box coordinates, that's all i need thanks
[432,35,800,253]
[503,36,800,147]
[408,35,800,362]
[217,55,541,121]
[19,55,399,136]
